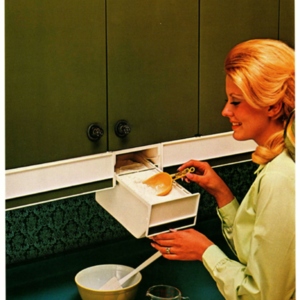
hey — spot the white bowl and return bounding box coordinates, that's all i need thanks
[75,264,142,300]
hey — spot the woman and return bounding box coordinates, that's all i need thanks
[150,39,295,299]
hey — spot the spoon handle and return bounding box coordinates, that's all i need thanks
[119,251,162,286]
[171,167,195,180]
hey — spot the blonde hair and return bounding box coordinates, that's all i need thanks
[225,39,295,164]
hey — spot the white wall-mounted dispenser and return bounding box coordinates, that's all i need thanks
[95,145,200,238]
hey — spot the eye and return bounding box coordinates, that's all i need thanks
[224,99,240,106]
[230,97,241,106]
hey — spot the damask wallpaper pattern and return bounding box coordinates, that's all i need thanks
[6,161,257,265]
[6,194,130,265]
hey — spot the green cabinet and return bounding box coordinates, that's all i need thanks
[6,0,199,169]
[199,0,283,135]
[6,0,294,168]
[5,0,107,169]
[106,0,199,151]
[279,0,295,48]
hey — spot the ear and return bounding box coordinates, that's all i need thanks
[267,102,282,118]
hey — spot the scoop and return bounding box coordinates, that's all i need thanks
[99,251,162,290]
[143,167,195,196]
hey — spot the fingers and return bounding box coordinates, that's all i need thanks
[149,231,177,258]
[150,232,176,245]
[177,160,197,172]
[184,172,197,182]
[149,229,209,261]
[150,239,178,260]
[178,160,210,175]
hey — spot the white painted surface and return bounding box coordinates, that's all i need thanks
[6,153,114,199]
[162,132,256,167]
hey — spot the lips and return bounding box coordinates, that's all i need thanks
[231,122,242,131]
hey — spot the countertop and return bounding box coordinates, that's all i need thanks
[7,219,235,299]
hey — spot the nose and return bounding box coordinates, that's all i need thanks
[221,101,233,118]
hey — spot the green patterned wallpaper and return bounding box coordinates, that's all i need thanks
[6,161,257,266]
[6,194,131,265]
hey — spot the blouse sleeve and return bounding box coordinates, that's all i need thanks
[202,169,295,300]
[216,197,240,254]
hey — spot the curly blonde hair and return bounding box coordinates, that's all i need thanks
[225,39,295,165]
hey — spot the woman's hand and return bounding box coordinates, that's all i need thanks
[179,160,234,208]
[150,229,214,261]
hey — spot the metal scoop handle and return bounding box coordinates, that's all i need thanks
[171,167,195,181]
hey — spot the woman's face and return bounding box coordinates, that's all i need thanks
[222,76,272,145]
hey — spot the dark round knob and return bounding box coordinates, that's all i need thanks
[114,120,131,138]
[87,124,104,141]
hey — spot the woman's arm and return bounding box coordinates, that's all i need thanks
[203,170,295,299]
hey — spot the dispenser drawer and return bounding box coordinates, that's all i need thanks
[96,153,200,238]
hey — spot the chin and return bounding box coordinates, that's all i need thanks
[232,132,249,141]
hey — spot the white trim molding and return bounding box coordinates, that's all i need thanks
[5,132,257,201]
[162,132,257,167]
[6,152,114,199]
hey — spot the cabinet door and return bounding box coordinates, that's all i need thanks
[107,0,199,151]
[5,0,107,169]
[199,0,279,135]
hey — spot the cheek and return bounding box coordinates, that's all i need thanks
[242,119,267,139]
[239,105,266,123]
